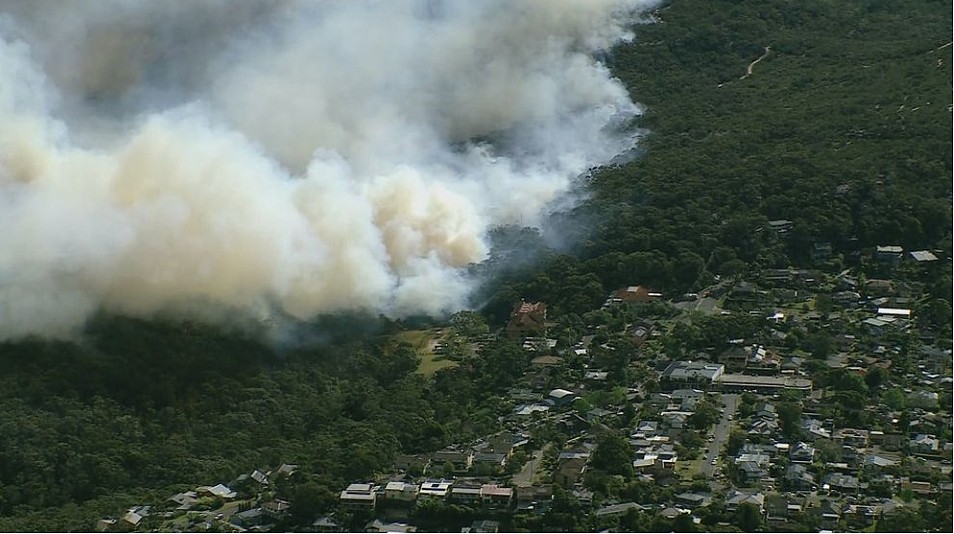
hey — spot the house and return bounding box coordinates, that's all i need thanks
[554,412,589,434]
[670,388,706,406]
[632,420,660,438]
[418,480,454,502]
[473,452,507,472]
[313,516,343,533]
[628,323,654,348]
[434,449,475,473]
[584,370,609,382]
[784,464,816,491]
[909,250,938,262]
[96,518,118,532]
[515,485,553,514]
[262,499,290,518]
[384,481,420,504]
[572,488,593,508]
[470,519,500,533]
[394,454,431,474]
[833,428,869,448]
[595,502,647,517]
[546,388,578,407]
[674,492,709,509]
[824,473,863,493]
[765,494,806,523]
[737,461,769,485]
[488,432,530,458]
[506,301,547,338]
[480,485,513,509]
[767,220,794,233]
[812,242,833,261]
[514,403,550,417]
[725,490,765,513]
[555,457,587,486]
[231,508,265,528]
[604,286,661,306]
[875,245,903,264]
[790,442,816,463]
[198,484,237,500]
[814,499,841,529]
[121,511,142,529]
[901,478,936,496]
[863,455,898,476]
[749,418,779,436]
[168,491,199,512]
[741,443,779,459]
[843,504,879,528]
[449,484,483,505]
[366,519,416,533]
[660,410,690,429]
[803,419,832,440]
[530,355,562,367]
[275,463,298,478]
[910,434,940,454]
[340,483,378,510]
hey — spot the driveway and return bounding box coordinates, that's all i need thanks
[512,446,546,487]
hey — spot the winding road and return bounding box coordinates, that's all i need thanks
[740,46,771,80]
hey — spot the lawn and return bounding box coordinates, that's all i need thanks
[394,330,459,377]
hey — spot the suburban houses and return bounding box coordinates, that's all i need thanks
[100,245,951,533]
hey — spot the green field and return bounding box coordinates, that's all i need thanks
[394,330,459,376]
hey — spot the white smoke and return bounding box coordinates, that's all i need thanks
[0,0,656,340]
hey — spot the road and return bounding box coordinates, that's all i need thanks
[740,46,771,80]
[701,393,739,480]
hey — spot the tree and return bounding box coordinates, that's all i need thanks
[734,502,763,532]
[865,367,888,392]
[450,311,489,338]
[591,431,635,479]
[876,507,926,532]
[673,512,697,533]
[778,401,802,440]
[882,388,906,410]
[725,429,748,456]
[289,482,335,526]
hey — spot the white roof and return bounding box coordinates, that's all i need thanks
[910,250,938,262]
[205,484,237,499]
[877,307,911,316]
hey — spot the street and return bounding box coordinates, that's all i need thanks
[701,393,739,480]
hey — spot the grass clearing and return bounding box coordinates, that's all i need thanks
[393,329,459,377]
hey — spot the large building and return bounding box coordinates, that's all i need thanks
[661,361,725,389]
[340,483,377,511]
[506,301,547,338]
[715,374,812,394]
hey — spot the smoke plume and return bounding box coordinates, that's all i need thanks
[0,0,655,339]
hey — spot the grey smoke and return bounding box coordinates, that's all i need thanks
[0,0,656,340]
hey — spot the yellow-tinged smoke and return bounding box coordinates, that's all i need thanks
[0,0,656,339]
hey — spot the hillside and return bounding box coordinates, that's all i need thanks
[0,0,950,531]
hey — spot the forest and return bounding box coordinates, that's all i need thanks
[0,0,950,530]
